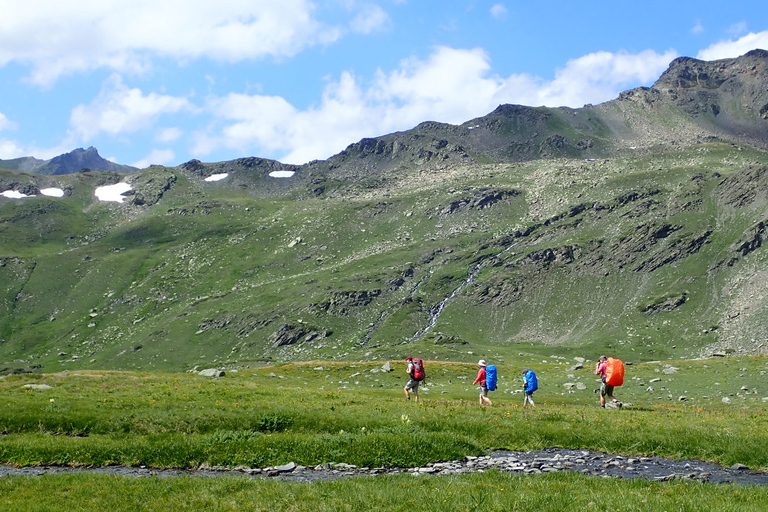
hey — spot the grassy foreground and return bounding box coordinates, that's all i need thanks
[2,358,768,469]
[2,357,768,510]
[2,471,768,512]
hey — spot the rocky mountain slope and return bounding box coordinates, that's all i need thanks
[0,147,137,175]
[1,50,768,373]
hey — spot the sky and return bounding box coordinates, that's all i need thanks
[1,1,768,169]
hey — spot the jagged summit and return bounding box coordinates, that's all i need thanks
[654,48,768,91]
[0,147,137,175]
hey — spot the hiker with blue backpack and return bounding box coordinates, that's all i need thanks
[522,369,538,408]
[473,359,495,406]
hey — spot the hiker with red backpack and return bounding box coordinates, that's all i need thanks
[473,359,494,406]
[595,355,623,408]
[404,356,426,401]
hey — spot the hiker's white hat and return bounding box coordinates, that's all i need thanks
[478,359,486,366]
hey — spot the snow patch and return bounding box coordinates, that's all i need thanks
[269,170,295,178]
[204,173,228,182]
[40,188,65,197]
[1,190,32,198]
[95,183,132,203]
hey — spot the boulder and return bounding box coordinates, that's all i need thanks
[23,384,53,390]
[198,368,225,378]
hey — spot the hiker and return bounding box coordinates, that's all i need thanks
[522,368,537,407]
[473,359,493,406]
[403,356,423,401]
[595,355,622,408]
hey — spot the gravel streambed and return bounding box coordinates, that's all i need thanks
[1,448,766,485]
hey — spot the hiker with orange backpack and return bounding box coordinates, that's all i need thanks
[595,355,623,408]
[404,356,426,401]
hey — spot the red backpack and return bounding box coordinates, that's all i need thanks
[412,358,426,380]
[605,357,625,386]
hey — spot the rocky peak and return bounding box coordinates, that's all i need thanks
[653,48,768,91]
[44,147,137,175]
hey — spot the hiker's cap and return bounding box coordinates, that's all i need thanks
[478,359,486,366]
[406,356,413,361]
[599,355,607,361]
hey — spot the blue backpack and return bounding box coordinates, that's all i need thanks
[524,370,538,393]
[485,365,497,391]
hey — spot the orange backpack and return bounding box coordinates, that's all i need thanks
[604,357,625,386]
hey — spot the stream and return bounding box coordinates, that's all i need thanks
[2,448,766,486]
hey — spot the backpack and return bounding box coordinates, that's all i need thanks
[412,358,426,380]
[524,370,538,392]
[485,365,497,391]
[604,357,625,387]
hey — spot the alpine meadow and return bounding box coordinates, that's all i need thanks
[3,50,768,511]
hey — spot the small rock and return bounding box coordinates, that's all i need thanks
[23,384,53,390]
[198,369,225,378]
[731,463,749,471]
[274,462,297,472]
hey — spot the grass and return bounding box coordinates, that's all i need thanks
[2,470,768,511]
[1,358,768,510]
[2,358,768,469]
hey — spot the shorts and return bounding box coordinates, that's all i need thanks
[479,386,489,396]
[405,378,420,391]
[600,382,615,397]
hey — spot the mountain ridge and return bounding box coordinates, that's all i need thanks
[0,147,137,175]
[2,50,768,374]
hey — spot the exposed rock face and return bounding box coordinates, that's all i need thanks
[315,290,382,316]
[270,324,326,348]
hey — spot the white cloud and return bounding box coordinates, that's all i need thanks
[131,148,176,169]
[0,0,343,86]
[70,75,190,141]
[0,113,17,131]
[350,4,390,34]
[727,22,749,38]
[490,4,508,20]
[0,140,27,159]
[691,20,704,35]
[156,127,183,143]
[697,30,768,61]
[532,49,678,107]
[198,46,677,165]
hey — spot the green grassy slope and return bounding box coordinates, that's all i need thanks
[1,140,768,372]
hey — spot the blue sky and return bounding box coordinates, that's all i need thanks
[1,1,767,168]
